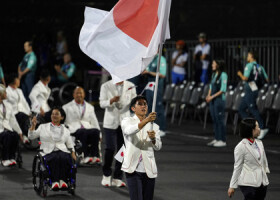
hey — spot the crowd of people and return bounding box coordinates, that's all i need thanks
[0,31,274,200]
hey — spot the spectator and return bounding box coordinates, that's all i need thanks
[18,41,37,102]
[52,53,75,87]
[0,63,5,86]
[193,33,211,84]
[63,87,101,164]
[29,69,52,122]
[99,79,137,187]
[55,31,68,65]
[171,40,188,84]
[6,73,31,144]
[142,53,167,137]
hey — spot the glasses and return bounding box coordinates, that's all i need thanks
[136,102,147,107]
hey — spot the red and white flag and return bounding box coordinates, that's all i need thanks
[79,0,171,83]
[114,145,125,163]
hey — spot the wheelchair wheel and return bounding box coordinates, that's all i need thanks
[32,155,43,195]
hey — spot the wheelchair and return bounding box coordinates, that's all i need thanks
[32,152,77,197]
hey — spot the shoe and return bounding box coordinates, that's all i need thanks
[9,159,17,165]
[23,135,30,144]
[213,141,227,147]
[90,157,101,164]
[81,157,93,164]
[51,182,59,190]
[59,180,68,189]
[258,129,269,140]
[112,179,126,187]
[207,139,217,146]
[2,160,12,167]
[101,175,111,187]
[159,131,166,137]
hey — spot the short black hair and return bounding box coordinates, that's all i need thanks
[248,50,258,61]
[130,95,148,108]
[6,73,18,85]
[51,106,66,124]
[26,41,33,47]
[239,118,257,138]
[40,69,50,80]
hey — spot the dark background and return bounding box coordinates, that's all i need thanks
[1,0,279,77]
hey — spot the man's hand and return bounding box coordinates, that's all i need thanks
[141,70,150,75]
[228,188,235,198]
[18,71,23,79]
[237,71,243,77]
[147,130,156,140]
[146,112,157,123]
[110,96,120,105]
[71,151,77,161]
[19,133,24,143]
[30,116,37,131]
[206,95,213,103]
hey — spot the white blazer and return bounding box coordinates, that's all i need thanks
[99,80,137,129]
[229,139,270,188]
[63,100,100,134]
[121,115,162,178]
[0,101,22,134]
[29,81,51,113]
[28,123,74,156]
[6,86,31,115]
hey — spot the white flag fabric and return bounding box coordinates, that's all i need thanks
[114,145,125,163]
[79,0,171,83]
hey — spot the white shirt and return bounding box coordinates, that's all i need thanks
[194,43,211,69]
[172,51,188,74]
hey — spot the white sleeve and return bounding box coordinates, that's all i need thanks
[152,128,162,151]
[182,53,188,62]
[229,144,245,189]
[28,125,42,140]
[194,45,200,54]
[10,113,22,134]
[172,51,178,59]
[121,117,139,136]
[99,84,112,109]
[29,86,41,112]
[65,131,75,151]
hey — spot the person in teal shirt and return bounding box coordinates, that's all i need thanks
[237,51,269,139]
[18,41,37,101]
[0,64,5,86]
[54,53,75,86]
[206,59,228,147]
[142,54,167,136]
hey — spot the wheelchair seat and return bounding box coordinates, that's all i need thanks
[32,152,77,197]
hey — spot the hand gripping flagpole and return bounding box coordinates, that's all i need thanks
[150,0,171,131]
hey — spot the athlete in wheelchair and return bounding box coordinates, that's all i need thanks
[29,106,77,196]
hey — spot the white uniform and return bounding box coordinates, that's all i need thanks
[28,123,74,156]
[63,100,100,134]
[172,51,188,74]
[0,101,22,134]
[99,80,137,129]
[6,86,31,115]
[29,81,51,113]
[229,138,269,189]
[121,115,162,178]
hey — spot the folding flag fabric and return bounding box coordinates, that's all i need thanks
[79,0,171,83]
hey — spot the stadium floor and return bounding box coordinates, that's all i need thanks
[1,108,280,200]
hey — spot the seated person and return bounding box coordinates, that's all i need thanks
[63,87,101,164]
[29,69,51,122]
[6,73,31,144]
[28,106,76,190]
[0,84,23,167]
[53,53,76,87]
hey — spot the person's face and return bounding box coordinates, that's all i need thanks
[64,54,71,64]
[24,42,32,53]
[51,109,64,124]
[212,60,218,71]
[247,53,253,62]
[73,88,85,103]
[14,78,20,88]
[176,44,183,50]
[199,37,205,44]
[252,121,261,138]
[131,99,148,116]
